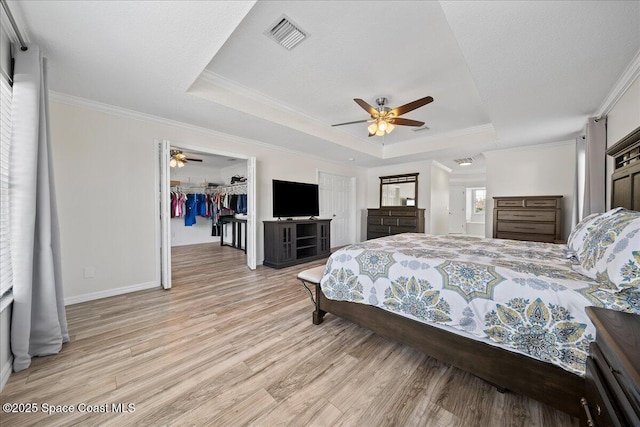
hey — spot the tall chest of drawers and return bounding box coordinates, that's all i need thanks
[367,208,425,240]
[492,195,563,243]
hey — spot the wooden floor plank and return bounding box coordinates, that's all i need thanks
[0,243,578,426]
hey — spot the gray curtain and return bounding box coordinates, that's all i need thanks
[582,117,607,216]
[10,44,68,372]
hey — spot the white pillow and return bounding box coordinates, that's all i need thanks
[576,208,640,290]
[567,212,601,254]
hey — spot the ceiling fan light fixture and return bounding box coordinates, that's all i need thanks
[169,149,193,168]
[332,96,432,137]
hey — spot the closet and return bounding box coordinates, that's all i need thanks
[169,152,248,250]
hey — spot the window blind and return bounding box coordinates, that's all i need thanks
[0,76,12,298]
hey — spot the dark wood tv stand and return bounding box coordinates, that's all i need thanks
[263,219,331,269]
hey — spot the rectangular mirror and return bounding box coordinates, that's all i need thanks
[380,173,418,207]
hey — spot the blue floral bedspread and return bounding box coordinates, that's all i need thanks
[320,233,639,375]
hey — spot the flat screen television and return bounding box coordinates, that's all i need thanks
[272,180,319,218]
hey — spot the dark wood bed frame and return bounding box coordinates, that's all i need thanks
[312,125,640,419]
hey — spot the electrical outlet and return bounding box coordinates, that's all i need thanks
[83,266,95,278]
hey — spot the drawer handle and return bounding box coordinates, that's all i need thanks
[513,226,537,230]
[580,397,597,427]
[609,366,621,375]
[512,214,538,218]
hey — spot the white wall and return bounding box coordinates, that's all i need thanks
[484,140,576,240]
[49,99,368,302]
[607,75,640,146]
[221,162,248,186]
[430,163,450,235]
[170,161,223,187]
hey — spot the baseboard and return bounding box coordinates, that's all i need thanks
[64,281,159,306]
[0,355,12,392]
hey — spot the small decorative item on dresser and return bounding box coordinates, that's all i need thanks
[492,195,563,243]
[582,307,640,427]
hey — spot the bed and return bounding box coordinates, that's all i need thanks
[311,126,640,418]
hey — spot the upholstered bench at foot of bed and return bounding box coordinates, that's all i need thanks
[297,265,326,325]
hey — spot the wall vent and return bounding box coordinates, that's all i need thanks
[265,15,308,50]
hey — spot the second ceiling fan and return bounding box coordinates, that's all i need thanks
[332,96,433,137]
[170,149,203,168]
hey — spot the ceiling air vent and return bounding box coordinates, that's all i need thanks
[454,157,474,166]
[265,15,308,50]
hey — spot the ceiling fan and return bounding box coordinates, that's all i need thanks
[332,96,433,137]
[169,149,203,168]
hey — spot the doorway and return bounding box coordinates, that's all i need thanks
[448,186,466,234]
[156,140,256,289]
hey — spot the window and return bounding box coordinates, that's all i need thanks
[0,75,12,299]
[466,187,486,223]
[472,188,486,214]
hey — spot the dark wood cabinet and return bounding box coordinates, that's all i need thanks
[492,195,563,243]
[263,219,331,269]
[582,307,640,427]
[366,207,425,240]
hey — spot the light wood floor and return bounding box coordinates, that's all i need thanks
[1,244,578,426]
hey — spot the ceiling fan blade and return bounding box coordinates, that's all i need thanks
[390,96,433,117]
[332,119,370,127]
[390,118,425,127]
[185,158,203,162]
[354,98,378,116]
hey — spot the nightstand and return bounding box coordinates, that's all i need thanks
[582,307,640,426]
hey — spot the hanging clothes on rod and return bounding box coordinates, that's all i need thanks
[210,183,248,235]
[170,186,213,226]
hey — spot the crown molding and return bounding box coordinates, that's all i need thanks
[432,160,453,173]
[199,70,304,117]
[48,91,362,168]
[383,123,496,159]
[192,71,383,158]
[482,138,575,156]
[595,48,640,118]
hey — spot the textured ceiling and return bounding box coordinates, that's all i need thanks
[9,0,640,172]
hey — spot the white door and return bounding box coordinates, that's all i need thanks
[318,172,355,247]
[448,186,466,235]
[246,157,256,269]
[159,140,172,289]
